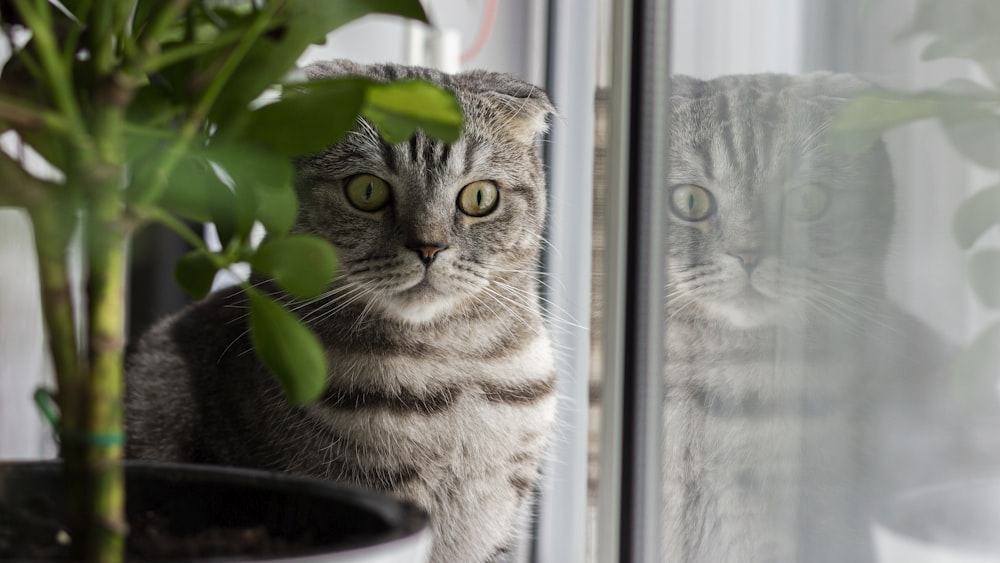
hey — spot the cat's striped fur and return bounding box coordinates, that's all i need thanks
[126,60,556,563]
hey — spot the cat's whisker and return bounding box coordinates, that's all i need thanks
[808,288,895,335]
[479,286,531,324]
[487,284,578,336]
[348,293,379,333]
[308,285,375,328]
[491,280,584,329]
[297,282,368,321]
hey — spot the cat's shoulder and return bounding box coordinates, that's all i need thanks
[127,285,253,377]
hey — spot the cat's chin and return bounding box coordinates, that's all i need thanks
[378,291,462,325]
[705,297,791,329]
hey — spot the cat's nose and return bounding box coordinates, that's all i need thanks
[408,243,447,265]
[728,249,760,272]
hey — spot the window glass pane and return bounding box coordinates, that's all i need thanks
[590,0,1000,561]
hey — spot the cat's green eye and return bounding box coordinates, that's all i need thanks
[785,184,829,220]
[457,181,499,217]
[345,174,391,212]
[669,184,715,221]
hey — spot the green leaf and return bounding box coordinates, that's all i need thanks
[174,250,220,299]
[128,79,180,126]
[239,79,366,156]
[20,129,68,172]
[362,79,464,144]
[296,0,428,29]
[206,142,294,191]
[248,290,327,404]
[154,155,224,223]
[200,165,257,247]
[210,0,428,128]
[953,182,1000,248]
[205,142,298,236]
[251,235,338,299]
[968,248,1000,308]
[205,171,239,245]
[921,33,1000,63]
[132,0,158,31]
[254,185,298,236]
[831,92,939,151]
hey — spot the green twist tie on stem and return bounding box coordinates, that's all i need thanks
[32,387,125,448]
[59,431,125,447]
[33,388,60,428]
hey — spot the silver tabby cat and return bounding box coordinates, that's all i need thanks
[661,73,947,562]
[126,60,556,563]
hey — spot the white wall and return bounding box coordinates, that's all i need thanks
[0,210,57,459]
[671,0,804,77]
[300,0,544,79]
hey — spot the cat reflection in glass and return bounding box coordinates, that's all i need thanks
[660,73,947,562]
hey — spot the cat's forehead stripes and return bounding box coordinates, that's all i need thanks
[678,84,799,182]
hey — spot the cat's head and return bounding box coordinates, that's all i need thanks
[666,72,895,329]
[293,60,552,325]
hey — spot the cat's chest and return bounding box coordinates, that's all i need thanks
[662,325,878,562]
[305,334,558,463]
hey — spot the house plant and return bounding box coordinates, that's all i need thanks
[0,0,462,561]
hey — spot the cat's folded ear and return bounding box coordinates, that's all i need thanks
[298,61,554,144]
[301,58,367,81]
[459,69,555,145]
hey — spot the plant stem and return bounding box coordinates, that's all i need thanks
[61,0,92,67]
[82,191,129,563]
[132,1,282,207]
[0,93,69,132]
[13,0,90,151]
[27,201,90,559]
[179,0,282,138]
[28,203,81,422]
[143,26,250,72]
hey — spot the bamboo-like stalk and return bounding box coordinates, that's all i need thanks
[27,201,91,558]
[79,83,131,561]
[81,196,128,563]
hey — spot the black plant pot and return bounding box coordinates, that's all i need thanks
[0,460,431,562]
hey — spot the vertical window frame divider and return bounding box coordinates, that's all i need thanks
[619,0,671,561]
[595,0,633,560]
[535,0,597,561]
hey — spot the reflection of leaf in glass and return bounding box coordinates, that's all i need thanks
[831,92,938,151]
[922,33,1000,63]
[953,183,1000,248]
[939,104,1000,169]
[968,248,1000,308]
[949,320,1000,409]
[895,0,998,41]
